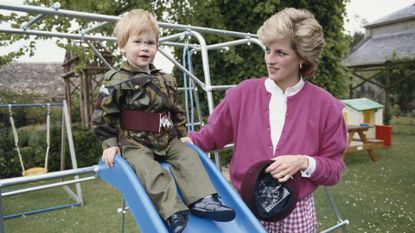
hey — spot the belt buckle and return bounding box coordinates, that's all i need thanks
[159,113,173,131]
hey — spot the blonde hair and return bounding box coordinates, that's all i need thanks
[257,8,325,78]
[114,9,160,48]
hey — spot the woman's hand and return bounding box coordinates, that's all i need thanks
[102,146,120,168]
[265,155,309,182]
[180,137,194,144]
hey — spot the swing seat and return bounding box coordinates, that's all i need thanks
[23,167,48,176]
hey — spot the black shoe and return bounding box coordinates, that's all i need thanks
[166,210,189,233]
[190,194,235,222]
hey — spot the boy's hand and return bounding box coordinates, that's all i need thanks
[102,146,120,168]
[180,137,194,144]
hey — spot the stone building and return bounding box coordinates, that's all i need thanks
[344,3,415,123]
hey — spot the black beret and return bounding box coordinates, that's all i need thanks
[240,160,299,221]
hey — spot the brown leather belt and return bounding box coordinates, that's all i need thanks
[120,109,172,132]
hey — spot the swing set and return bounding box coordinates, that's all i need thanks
[0,101,84,219]
[0,2,349,233]
[8,103,52,177]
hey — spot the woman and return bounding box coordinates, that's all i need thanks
[182,8,347,232]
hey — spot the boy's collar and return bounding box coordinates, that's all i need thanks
[121,61,161,74]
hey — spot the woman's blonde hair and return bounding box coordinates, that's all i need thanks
[114,9,160,48]
[257,8,325,78]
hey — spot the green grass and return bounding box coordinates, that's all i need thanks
[390,117,415,135]
[2,179,138,233]
[315,133,415,233]
[2,134,415,233]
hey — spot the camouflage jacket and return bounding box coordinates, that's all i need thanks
[92,62,188,155]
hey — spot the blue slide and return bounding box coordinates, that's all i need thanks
[96,144,266,233]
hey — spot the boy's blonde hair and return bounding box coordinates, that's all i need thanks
[257,8,325,78]
[114,9,160,48]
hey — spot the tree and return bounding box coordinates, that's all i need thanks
[348,31,365,49]
[2,0,350,99]
[0,12,34,66]
[172,0,350,111]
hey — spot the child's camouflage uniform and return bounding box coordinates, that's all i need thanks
[92,62,216,220]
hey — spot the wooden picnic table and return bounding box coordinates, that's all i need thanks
[344,125,384,161]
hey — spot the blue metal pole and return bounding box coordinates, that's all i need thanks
[0,103,63,108]
[3,202,81,219]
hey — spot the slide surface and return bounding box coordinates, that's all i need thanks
[96,144,266,233]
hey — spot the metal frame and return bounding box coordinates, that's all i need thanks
[0,3,348,233]
[0,166,98,232]
[0,101,84,228]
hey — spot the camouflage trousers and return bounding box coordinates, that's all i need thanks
[121,138,216,220]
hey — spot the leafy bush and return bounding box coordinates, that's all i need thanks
[0,123,102,178]
[70,124,102,168]
[0,89,102,178]
[0,89,61,126]
[390,116,415,135]
[0,127,19,178]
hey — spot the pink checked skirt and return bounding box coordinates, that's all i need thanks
[260,194,317,233]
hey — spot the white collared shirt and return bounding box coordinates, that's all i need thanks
[265,78,316,177]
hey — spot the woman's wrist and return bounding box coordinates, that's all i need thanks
[300,155,310,171]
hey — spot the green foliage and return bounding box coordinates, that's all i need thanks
[390,116,415,135]
[386,62,415,113]
[0,90,63,178]
[3,0,350,99]
[1,0,164,68]
[0,127,16,178]
[0,89,61,126]
[172,0,350,115]
[0,12,34,66]
[0,90,101,178]
[70,124,102,168]
[0,124,59,178]
[0,122,102,178]
[2,1,353,173]
[0,50,24,66]
[347,31,365,49]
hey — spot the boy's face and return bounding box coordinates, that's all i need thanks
[120,31,158,72]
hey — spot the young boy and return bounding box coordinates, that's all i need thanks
[92,9,235,233]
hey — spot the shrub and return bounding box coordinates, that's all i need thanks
[0,127,19,178]
[70,125,102,168]
[0,123,102,178]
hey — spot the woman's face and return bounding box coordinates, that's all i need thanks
[264,39,304,89]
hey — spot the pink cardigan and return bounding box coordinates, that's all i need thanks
[189,78,347,199]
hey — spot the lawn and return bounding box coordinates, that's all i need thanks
[2,133,415,233]
[315,132,415,233]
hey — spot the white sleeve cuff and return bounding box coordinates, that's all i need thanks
[300,156,316,178]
